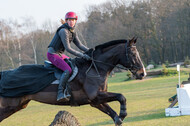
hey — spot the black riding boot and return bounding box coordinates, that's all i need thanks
[57,70,71,102]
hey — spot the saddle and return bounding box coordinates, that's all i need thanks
[44,58,78,84]
[44,59,79,106]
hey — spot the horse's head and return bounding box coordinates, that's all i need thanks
[120,37,146,79]
[88,38,146,79]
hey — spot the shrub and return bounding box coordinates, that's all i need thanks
[162,64,168,75]
[184,56,190,68]
[167,69,178,76]
[162,64,177,76]
[126,72,133,80]
[165,60,169,68]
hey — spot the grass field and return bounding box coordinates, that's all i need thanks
[1,70,190,126]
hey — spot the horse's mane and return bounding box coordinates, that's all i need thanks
[75,39,127,66]
[95,39,127,51]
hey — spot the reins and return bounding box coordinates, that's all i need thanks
[85,57,129,77]
[93,59,129,71]
[85,43,129,77]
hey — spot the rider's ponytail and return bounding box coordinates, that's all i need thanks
[60,19,65,24]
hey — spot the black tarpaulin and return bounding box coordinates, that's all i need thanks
[0,64,56,97]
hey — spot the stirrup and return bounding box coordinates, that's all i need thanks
[63,87,71,98]
[57,92,70,102]
[57,87,71,102]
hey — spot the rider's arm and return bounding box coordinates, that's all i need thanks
[73,33,89,52]
[58,29,83,57]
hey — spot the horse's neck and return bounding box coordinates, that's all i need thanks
[95,44,122,73]
[99,44,121,62]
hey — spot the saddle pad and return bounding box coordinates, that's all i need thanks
[51,66,78,85]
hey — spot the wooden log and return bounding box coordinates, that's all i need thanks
[146,70,162,76]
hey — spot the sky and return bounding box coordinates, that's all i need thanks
[0,0,109,26]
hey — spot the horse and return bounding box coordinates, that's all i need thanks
[0,37,146,126]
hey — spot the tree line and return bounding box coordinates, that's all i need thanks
[0,0,189,70]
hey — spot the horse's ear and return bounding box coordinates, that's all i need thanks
[134,37,138,44]
[128,37,135,46]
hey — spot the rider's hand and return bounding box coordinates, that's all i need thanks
[82,54,91,61]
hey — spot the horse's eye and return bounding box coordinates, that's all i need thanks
[132,53,136,57]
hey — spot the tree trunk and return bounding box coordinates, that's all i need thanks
[30,36,37,64]
[18,40,22,66]
[49,111,80,126]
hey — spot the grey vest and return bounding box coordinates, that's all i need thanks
[48,24,75,53]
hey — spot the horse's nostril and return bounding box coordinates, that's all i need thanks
[140,73,144,77]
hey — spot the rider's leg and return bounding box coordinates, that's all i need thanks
[47,52,72,72]
[57,70,70,101]
[47,52,72,101]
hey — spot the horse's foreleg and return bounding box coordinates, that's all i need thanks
[91,103,122,125]
[92,92,127,123]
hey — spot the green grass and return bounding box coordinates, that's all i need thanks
[1,71,190,126]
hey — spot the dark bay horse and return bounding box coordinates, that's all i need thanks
[0,38,146,125]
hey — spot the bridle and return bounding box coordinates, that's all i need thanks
[85,42,141,77]
[125,43,142,70]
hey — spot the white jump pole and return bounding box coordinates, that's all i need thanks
[177,64,181,113]
[177,64,180,88]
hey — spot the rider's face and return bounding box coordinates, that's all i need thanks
[66,19,76,28]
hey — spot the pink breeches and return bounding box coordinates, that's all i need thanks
[47,52,72,74]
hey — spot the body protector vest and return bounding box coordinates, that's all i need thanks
[48,23,76,53]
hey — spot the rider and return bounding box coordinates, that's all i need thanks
[47,11,91,102]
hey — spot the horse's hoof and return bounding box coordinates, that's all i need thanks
[114,116,123,125]
[119,112,127,121]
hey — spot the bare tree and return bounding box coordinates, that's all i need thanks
[9,20,23,66]
[0,20,15,69]
[22,16,38,64]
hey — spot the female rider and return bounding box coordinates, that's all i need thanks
[47,12,90,102]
